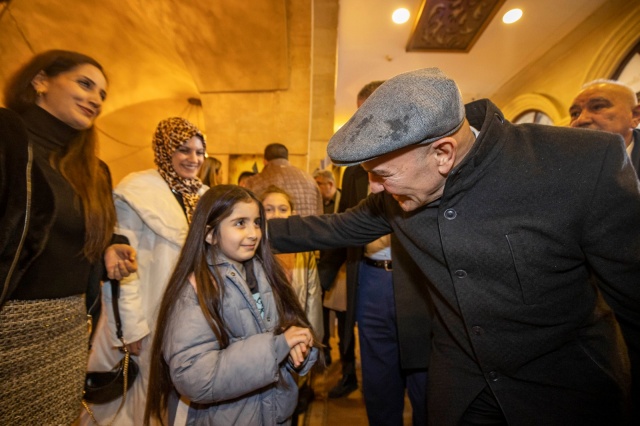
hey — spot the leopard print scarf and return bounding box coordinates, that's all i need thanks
[152,117,206,222]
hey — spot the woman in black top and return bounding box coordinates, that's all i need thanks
[0,50,136,424]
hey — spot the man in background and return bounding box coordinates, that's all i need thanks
[570,79,640,423]
[317,81,430,425]
[312,169,346,366]
[244,143,323,216]
[313,169,341,216]
[569,79,640,176]
[237,170,256,187]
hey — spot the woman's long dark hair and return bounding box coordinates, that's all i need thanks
[3,50,115,261]
[144,185,317,425]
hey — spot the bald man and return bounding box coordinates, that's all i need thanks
[570,80,640,177]
[570,79,640,424]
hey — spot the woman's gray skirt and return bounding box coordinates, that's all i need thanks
[0,295,88,425]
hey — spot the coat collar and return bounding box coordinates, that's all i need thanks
[209,253,246,279]
[21,105,80,153]
[630,128,640,177]
[114,169,200,246]
[209,255,276,329]
[441,99,508,201]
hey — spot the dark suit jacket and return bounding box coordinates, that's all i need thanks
[318,165,432,370]
[271,99,640,425]
[631,128,640,178]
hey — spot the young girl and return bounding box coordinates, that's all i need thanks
[261,185,323,339]
[145,185,318,426]
[261,185,324,421]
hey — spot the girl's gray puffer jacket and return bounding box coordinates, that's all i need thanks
[164,257,318,425]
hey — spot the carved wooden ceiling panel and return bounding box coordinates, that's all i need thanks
[407,0,506,52]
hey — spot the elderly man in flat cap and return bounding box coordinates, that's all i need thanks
[268,68,640,426]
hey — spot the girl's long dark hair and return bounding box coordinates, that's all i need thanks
[145,185,317,425]
[4,50,114,261]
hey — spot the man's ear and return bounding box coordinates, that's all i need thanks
[205,229,216,245]
[431,137,457,176]
[31,71,49,94]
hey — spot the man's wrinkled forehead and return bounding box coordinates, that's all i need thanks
[574,84,634,107]
[361,161,386,176]
[361,145,412,175]
[570,92,612,110]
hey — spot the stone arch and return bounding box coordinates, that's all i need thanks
[501,93,564,125]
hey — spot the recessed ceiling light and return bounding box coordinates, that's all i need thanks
[503,8,523,24]
[392,8,410,24]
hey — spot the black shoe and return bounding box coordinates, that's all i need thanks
[328,375,358,398]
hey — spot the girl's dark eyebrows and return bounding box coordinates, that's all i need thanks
[231,215,259,221]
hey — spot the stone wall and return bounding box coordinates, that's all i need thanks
[0,0,339,184]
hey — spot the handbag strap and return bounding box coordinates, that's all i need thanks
[82,278,131,425]
[110,279,125,342]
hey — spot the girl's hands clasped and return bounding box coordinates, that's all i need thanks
[284,326,313,368]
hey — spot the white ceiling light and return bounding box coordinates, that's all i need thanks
[392,8,410,24]
[503,8,523,24]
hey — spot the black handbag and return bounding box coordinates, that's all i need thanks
[83,280,139,413]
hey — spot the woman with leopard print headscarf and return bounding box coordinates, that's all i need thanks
[80,117,207,426]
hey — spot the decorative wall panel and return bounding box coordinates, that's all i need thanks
[407,0,506,52]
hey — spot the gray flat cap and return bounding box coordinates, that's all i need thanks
[328,68,465,166]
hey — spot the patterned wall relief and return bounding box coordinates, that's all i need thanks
[407,0,506,52]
